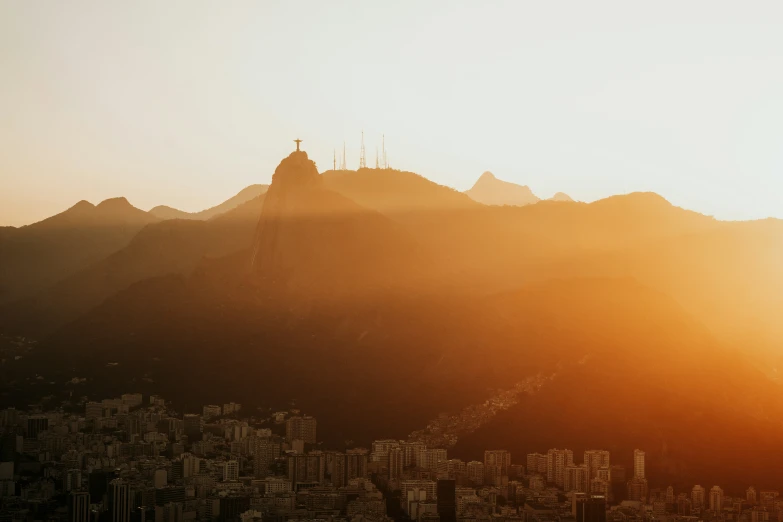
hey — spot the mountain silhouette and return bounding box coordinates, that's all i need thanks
[452,277,783,491]
[321,168,478,215]
[250,151,424,299]
[149,184,268,220]
[549,192,574,202]
[1,194,267,333]
[465,171,540,206]
[0,197,157,303]
[2,148,783,492]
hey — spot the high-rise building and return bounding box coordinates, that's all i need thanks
[371,439,401,458]
[633,450,645,479]
[26,415,49,439]
[627,478,648,502]
[202,405,222,418]
[483,450,510,486]
[345,448,369,480]
[565,465,588,493]
[759,491,779,512]
[692,485,706,513]
[223,460,239,482]
[751,507,770,522]
[547,449,574,487]
[286,453,325,485]
[110,479,131,522]
[153,469,167,488]
[437,479,457,522]
[183,414,202,442]
[401,480,437,509]
[85,402,104,420]
[330,451,347,487]
[529,475,545,491]
[181,453,200,478]
[285,416,317,444]
[437,459,466,481]
[69,491,90,522]
[389,447,404,480]
[121,393,143,408]
[418,448,447,471]
[591,478,610,498]
[747,486,758,505]
[709,486,724,513]
[584,450,610,492]
[65,469,82,492]
[677,495,692,515]
[253,437,281,478]
[466,461,484,486]
[89,470,114,505]
[401,441,426,468]
[576,495,607,522]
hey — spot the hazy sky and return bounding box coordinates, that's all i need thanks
[2,1,782,226]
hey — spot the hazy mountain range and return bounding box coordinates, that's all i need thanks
[1,157,782,490]
[464,171,573,206]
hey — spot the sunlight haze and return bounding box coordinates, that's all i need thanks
[2,1,782,226]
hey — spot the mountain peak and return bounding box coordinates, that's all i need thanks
[270,150,321,191]
[96,197,133,209]
[478,171,496,182]
[70,200,95,211]
[466,172,539,206]
[549,192,574,202]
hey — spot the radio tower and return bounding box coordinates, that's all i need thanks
[359,130,367,169]
[341,142,346,170]
[333,149,336,171]
[375,146,379,169]
[382,134,388,169]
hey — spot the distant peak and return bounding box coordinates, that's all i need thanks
[549,192,574,202]
[97,197,132,208]
[69,200,95,211]
[269,150,321,190]
[478,171,496,181]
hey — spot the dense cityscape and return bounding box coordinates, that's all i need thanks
[0,392,778,522]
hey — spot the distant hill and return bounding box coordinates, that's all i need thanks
[0,197,158,303]
[452,277,783,491]
[549,192,574,202]
[2,194,266,333]
[2,147,783,493]
[149,184,268,220]
[465,171,540,206]
[322,168,478,216]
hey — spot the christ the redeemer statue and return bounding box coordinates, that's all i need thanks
[294,139,302,151]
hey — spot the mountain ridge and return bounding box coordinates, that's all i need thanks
[148,184,268,221]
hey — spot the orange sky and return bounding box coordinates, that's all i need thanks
[2,1,783,226]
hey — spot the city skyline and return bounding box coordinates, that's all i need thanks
[2,4,783,521]
[2,390,779,522]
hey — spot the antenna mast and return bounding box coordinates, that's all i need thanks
[382,134,387,169]
[341,142,346,170]
[359,130,366,169]
[333,149,336,171]
[375,146,379,169]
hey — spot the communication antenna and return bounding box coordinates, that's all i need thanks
[359,130,367,169]
[375,147,379,169]
[341,142,346,170]
[382,134,388,169]
[333,149,336,171]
